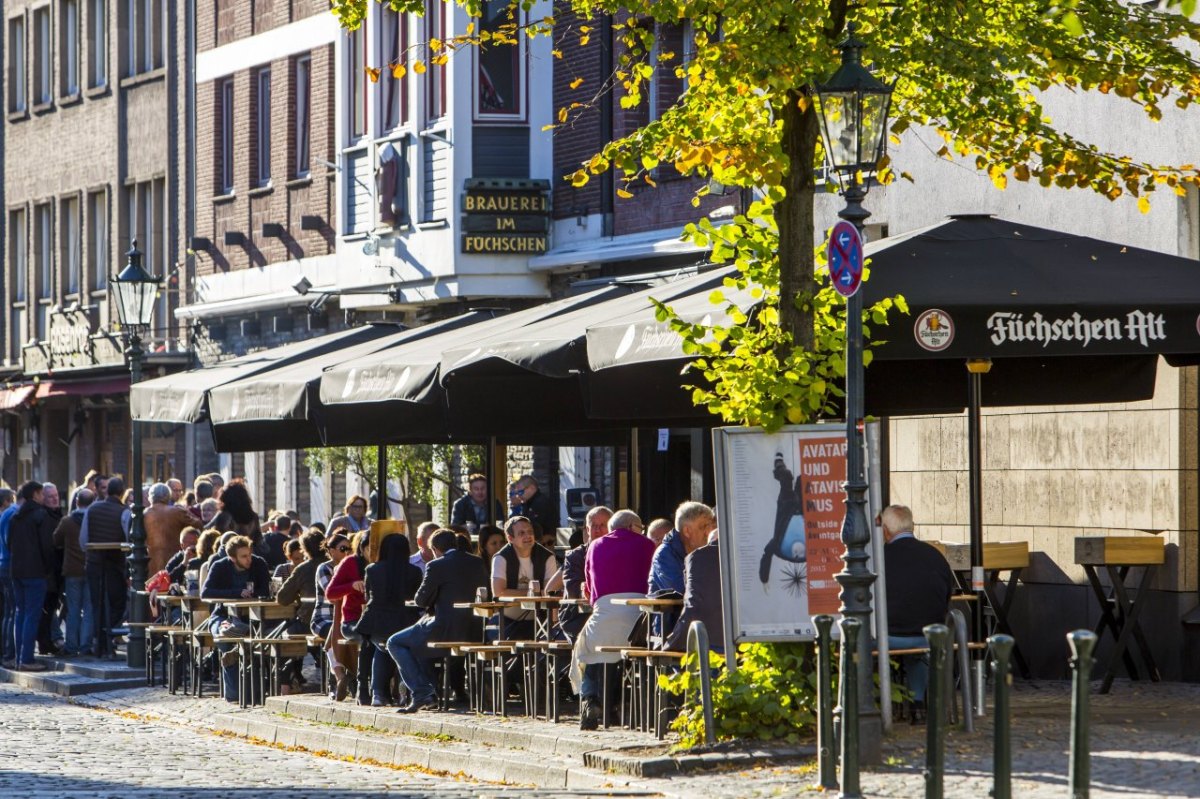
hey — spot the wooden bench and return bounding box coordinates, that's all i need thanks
[620,648,688,737]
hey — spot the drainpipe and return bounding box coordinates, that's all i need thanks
[599,15,614,237]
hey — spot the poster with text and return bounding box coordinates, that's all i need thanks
[714,424,878,643]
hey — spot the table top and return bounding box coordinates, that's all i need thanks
[453,601,507,611]
[218,599,280,608]
[496,595,562,604]
[155,594,185,604]
[85,542,131,551]
[558,597,591,607]
[611,597,683,608]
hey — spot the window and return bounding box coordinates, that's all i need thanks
[88,0,106,88]
[126,178,166,325]
[474,0,522,119]
[7,15,26,113]
[33,6,50,106]
[34,203,52,340]
[255,68,271,186]
[127,0,162,76]
[380,8,406,131]
[424,0,445,122]
[219,78,234,193]
[348,26,366,140]
[62,196,81,294]
[62,0,80,96]
[87,190,107,290]
[8,209,27,361]
[294,56,311,177]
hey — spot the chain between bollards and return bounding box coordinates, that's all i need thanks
[814,615,838,790]
[1068,630,1097,799]
[988,634,1015,799]
[838,616,862,799]
[923,624,950,799]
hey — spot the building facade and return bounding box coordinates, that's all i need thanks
[1,0,189,493]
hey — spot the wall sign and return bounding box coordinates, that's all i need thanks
[460,178,550,254]
[22,307,123,375]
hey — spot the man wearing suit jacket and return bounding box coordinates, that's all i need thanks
[665,528,724,654]
[387,529,488,713]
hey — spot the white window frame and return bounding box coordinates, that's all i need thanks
[294,56,312,177]
[472,0,527,122]
[8,15,26,113]
[88,0,106,88]
[33,5,51,106]
[379,8,406,134]
[220,78,234,193]
[256,68,271,187]
[62,0,79,96]
[11,209,28,303]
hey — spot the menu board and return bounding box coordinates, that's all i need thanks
[713,424,880,643]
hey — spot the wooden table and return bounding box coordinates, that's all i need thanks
[612,597,683,649]
[944,541,1032,678]
[1076,536,1164,694]
[453,601,509,640]
[218,599,296,639]
[496,595,562,640]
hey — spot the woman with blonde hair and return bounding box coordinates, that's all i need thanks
[329,495,370,535]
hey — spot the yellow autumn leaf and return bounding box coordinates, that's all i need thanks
[569,77,584,90]
[570,170,589,188]
[991,170,1007,190]
[1013,164,1030,182]
[412,61,426,74]
[391,63,406,79]
[558,107,568,123]
[365,66,381,83]
[1138,196,1151,214]
[617,188,634,199]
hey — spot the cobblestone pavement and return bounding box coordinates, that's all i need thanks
[661,680,1200,798]
[0,683,637,798]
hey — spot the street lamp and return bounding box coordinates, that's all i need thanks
[813,22,894,775]
[110,240,161,669]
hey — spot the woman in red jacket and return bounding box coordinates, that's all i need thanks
[325,531,369,703]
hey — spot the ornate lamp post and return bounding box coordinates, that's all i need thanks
[110,240,160,668]
[813,23,894,770]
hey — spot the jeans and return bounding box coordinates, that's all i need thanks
[62,576,94,655]
[386,623,435,701]
[87,557,127,655]
[581,663,618,702]
[0,575,15,662]
[369,635,398,704]
[13,577,47,665]
[889,634,932,702]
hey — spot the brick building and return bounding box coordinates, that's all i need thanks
[1,0,189,493]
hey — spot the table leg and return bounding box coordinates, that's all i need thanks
[986,569,1032,678]
[1100,565,1157,694]
[1107,565,1161,683]
[1104,566,1141,682]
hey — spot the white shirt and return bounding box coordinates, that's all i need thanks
[409,551,429,574]
[490,551,558,620]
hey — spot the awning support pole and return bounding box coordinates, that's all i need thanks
[967,358,992,716]
[376,444,388,520]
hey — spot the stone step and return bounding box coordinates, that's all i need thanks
[266,694,656,759]
[0,662,145,697]
[211,708,651,790]
[38,657,143,680]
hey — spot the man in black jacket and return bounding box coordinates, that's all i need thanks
[881,504,953,711]
[81,477,130,656]
[8,481,56,670]
[387,530,487,713]
[201,535,270,702]
[664,531,724,654]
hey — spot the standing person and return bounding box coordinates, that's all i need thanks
[144,483,200,577]
[388,529,488,713]
[357,534,422,706]
[209,479,265,559]
[8,481,56,671]
[53,489,95,657]
[261,514,290,571]
[37,483,64,656]
[166,479,185,506]
[328,495,371,537]
[80,477,130,657]
[880,504,954,718]
[189,479,214,517]
[0,490,23,667]
[450,474,503,529]
[0,489,14,511]
[409,522,437,575]
[573,509,656,729]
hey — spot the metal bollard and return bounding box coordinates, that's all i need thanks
[838,616,863,799]
[923,624,951,799]
[988,634,1015,799]
[814,614,837,790]
[1068,630,1097,799]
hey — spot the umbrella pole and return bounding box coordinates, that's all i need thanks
[376,444,388,520]
[967,359,992,715]
[487,436,498,528]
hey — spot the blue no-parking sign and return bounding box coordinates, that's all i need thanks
[827,220,863,298]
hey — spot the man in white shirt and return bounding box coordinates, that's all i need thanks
[408,521,438,574]
[490,516,557,639]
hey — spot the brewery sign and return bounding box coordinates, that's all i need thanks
[22,307,124,374]
[461,178,550,254]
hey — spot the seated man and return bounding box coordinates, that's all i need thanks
[546,505,612,641]
[881,504,954,717]
[572,508,657,730]
[490,516,557,641]
[664,526,723,654]
[387,530,488,713]
[200,535,271,702]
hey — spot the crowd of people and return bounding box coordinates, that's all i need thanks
[0,468,724,731]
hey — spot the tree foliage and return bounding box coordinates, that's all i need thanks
[304,444,485,508]
[334,0,1200,430]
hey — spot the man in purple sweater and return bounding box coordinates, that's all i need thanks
[573,509,656,729]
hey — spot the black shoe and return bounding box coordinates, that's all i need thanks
[451,691,470,706]
[579,697,600,731]
[397,696,439,714]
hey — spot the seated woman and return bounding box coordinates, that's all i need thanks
[356,534,422,706]
[326,531,371,704]
[313,532,351,698]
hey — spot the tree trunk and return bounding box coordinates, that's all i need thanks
[777,88,821,352]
